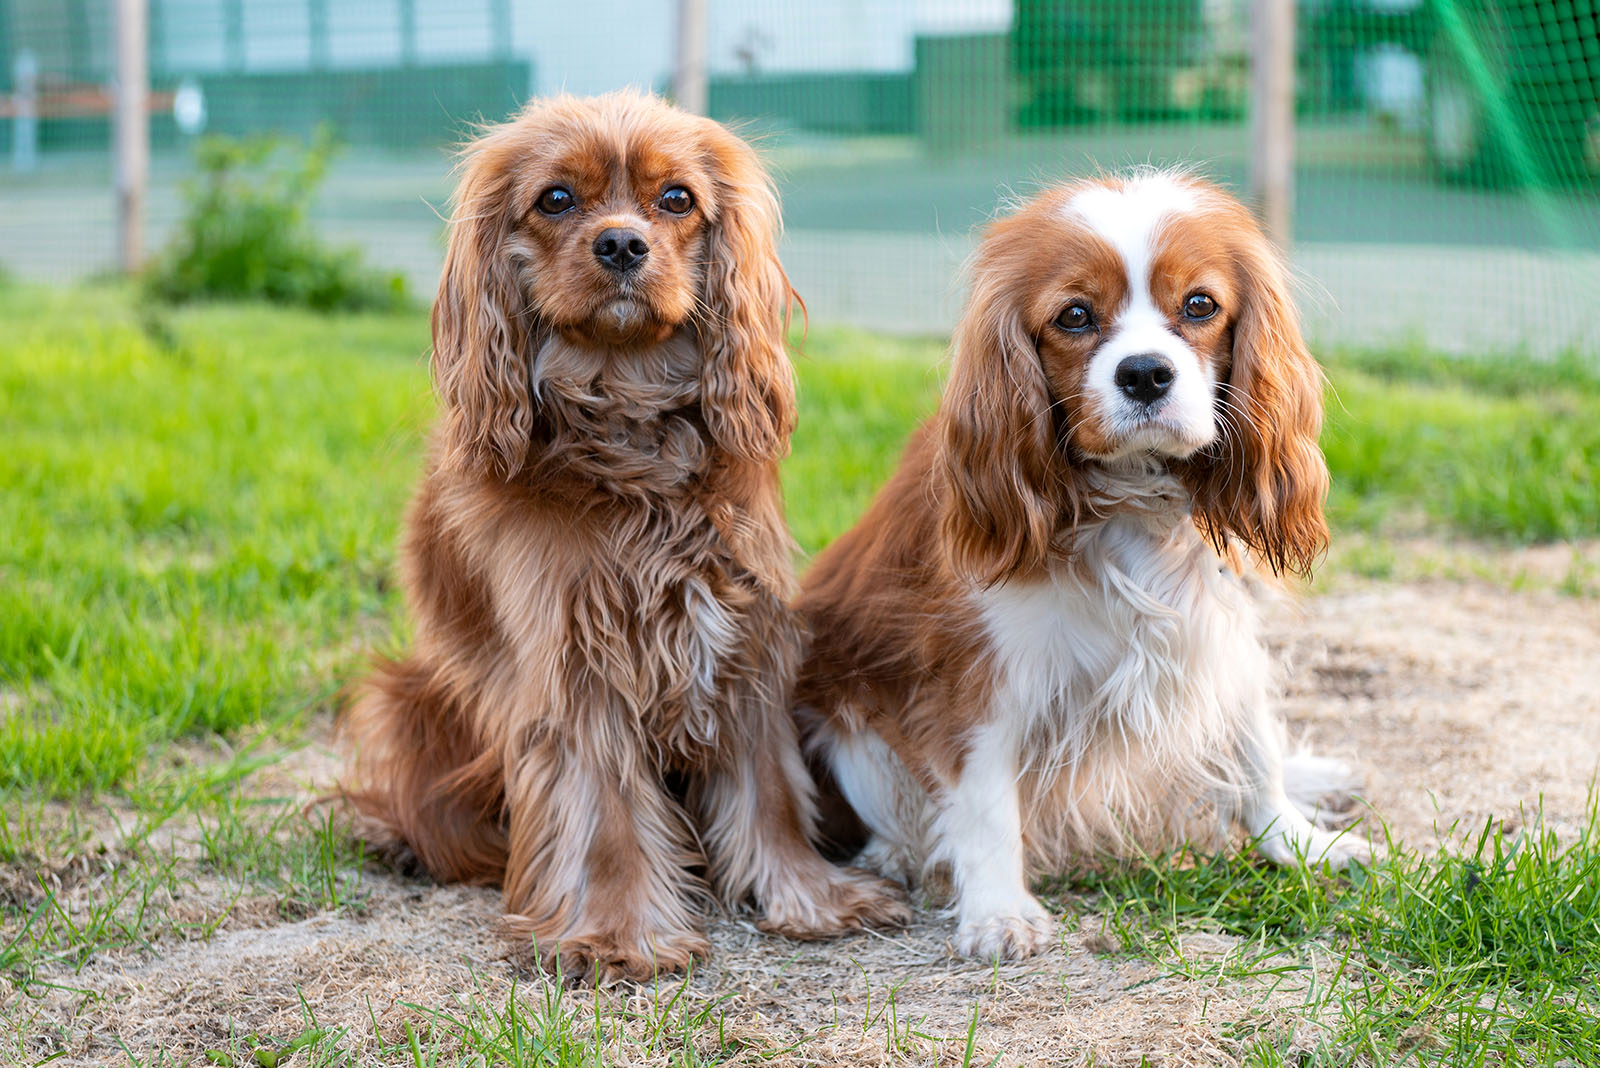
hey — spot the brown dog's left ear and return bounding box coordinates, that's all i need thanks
[696,125,798,464]
[432,127,538,479]
[1181,225,1329,576]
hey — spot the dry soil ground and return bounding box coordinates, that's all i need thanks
[9,554,1600,1067]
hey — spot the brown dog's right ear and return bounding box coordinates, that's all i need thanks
[938,258,1072,587]
[432,135,536,479]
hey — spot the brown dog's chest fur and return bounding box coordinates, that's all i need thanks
[531,333,711,496]
[403,333,794,773]
[551,489,780,767]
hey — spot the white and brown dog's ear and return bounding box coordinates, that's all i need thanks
[696,124,797,465]
[938,228,1087,587]
[432,127,538,480]
[1182,215,1329,576]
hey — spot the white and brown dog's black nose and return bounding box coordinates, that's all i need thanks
[1114,353,1175,406]
[593,227,649,273]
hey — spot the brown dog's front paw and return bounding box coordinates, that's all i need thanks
[556,931,711,985]
[758,864,912,941]
[501,916,710,985]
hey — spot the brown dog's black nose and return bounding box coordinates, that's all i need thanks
[1114,353,1175,406]
[593,228,649,273]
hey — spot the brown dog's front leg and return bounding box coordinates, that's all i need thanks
[691,620,910,940]
[499,713,710,984]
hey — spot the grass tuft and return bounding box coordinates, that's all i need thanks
[0,286,428,792]
[1055,800,1600,1065]
[1321,353,1600,541]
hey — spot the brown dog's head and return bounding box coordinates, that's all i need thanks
[433,92,795,477]
[940,171,1329,584]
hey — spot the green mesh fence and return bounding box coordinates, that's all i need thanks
[1,0,1596,355]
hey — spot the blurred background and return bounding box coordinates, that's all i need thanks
[1,0,1597,355]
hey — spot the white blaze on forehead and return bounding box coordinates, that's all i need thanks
[1065,173,1200,308]
[1064,173,1218,458]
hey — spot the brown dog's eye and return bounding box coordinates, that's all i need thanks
[1055,303,1093,333]
[536,187,575,215]
[659,186,694,215]
[1184,293,1218,320]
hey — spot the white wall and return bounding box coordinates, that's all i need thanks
[515,0,675,96]
[151,0,512,73]
[144,0,1017,89]
[702,0,1009,77]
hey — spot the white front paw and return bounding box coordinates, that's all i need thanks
[1256,822,1370,869]
[953,898,1055,960]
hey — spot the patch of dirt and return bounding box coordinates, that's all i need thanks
[8,577,1599,1066]
[1277,580,1600,845]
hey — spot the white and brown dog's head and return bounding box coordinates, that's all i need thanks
[940,171,1329,584]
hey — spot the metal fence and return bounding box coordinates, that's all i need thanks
[2,0,1598,356]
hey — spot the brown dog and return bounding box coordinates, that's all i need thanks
[342,92,906,982]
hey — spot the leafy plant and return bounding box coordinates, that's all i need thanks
[143,126,408,312]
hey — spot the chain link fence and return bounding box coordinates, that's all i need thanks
[2,0,1597,355]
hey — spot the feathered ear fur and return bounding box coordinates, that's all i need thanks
[432,129,538,479]
[696,126,797,464]
[938,245,1084,586]
[1181,224,1329,576]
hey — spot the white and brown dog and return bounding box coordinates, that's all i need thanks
[796,171,1367,961]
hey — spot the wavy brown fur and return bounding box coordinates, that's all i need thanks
[341,92,905,984]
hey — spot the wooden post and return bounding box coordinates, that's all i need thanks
[11,49,37,173]
[223,0,243,71]
[1250,0,1294,248]
[398,0,416,66]
[673,0,708,115]
[308,0,328,69]
[114,0,149,273]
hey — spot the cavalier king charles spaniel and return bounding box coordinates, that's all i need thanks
[342,92,906,983]
[795,171,1368,961]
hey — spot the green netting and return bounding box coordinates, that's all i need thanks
[1,0,1596,354]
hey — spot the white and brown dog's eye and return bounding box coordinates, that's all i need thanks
[659,186,694,215]
[1184,293,1218,321]
[1055,303,1094,333]
[535,186,576,215]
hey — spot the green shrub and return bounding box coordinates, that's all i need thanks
[143,127,409,313]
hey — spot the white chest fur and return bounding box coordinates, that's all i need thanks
[974,490,1271,775]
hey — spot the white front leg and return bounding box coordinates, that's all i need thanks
[934,722,1055,960]
[1240,712,1370,868]
[1248,791,1368,867]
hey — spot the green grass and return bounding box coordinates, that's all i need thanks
[3,288,1598,794]
[786,330,946,552]
[1052,802,1600,1065]
[0,288,431,793]
[1322,347,1600,540]
[1,286,1598,1061]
